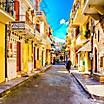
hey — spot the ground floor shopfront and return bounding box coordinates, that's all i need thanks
[78,51,91,72]
[6,36,51,81]
[92,20,104,82]
[0,31,51,84]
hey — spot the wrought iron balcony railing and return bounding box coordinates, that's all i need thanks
[0,1,14,17]
[15,15,34,28]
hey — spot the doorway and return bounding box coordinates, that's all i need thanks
[34,47,36,68]
[17,42,21,72]
[42,50,44,66]
[95,48,97,72]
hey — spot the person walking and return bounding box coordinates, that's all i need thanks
[66,59,72,73]
[53,57,56,65]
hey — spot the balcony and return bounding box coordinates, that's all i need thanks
[78,41,91,52]
[11,15,34,39]
[24,0,34,9]
[35,11,48,27]
[66,35,71,46]
[76,30,88,46]
[83,0,104,20]
[36,11,42,17]
[0,1,15,23]
[73,1,80,19]
[76,35,88,46]
[72,1,88,26]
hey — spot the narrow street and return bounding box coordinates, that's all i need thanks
[0,0,104,103]
[0,65,100,104]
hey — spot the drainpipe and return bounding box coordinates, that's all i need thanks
[5,25,7,79]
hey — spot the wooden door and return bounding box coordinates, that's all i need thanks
[17,42,21,72]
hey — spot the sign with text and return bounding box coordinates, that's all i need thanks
[11,22,25,30]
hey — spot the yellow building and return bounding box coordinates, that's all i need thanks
[67,0,91,72]
[0,0,15,82]
[0,0,51,83]
[35,11,51,68]
[66,28,73,62]
[10,0,35,77]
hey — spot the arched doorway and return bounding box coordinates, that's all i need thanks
[94,48,97,72]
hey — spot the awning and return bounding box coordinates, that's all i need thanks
[78,41,91,52]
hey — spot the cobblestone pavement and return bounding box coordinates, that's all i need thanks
[0,65,103,104]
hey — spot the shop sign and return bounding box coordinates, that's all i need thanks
[11,22,25,30]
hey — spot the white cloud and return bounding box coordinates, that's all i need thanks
[60,19,65,24]
[54,36,65,43]
[60,19,69,25]
[66,21,69,25]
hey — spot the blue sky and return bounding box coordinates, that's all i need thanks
[40,0,73,40]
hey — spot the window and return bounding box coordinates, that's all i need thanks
[98,30,100,42]
[86,22,89,30]
[36,24,40,32]
[76,26,80,37]
[37,48,39,60]
[84,0,86,3]
[100,57,103,67]
[95,33,96,39]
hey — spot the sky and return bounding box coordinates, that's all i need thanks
[40,0,73,41]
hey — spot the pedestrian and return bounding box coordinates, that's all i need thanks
[66,58,72,73]
[60,55,63,62]
[53,57,56,65]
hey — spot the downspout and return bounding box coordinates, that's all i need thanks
[5,24,7,79]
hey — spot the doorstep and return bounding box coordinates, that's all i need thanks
[93,73,104,82]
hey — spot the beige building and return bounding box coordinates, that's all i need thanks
[67,0,91,72]
[35,11,51,68]
[66,0,104,82]
[83,0,104,82]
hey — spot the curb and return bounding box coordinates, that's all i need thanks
[0,65,52,98]
[0,74,38,98]
[41,65,52,73]
[71,73,94,99]
[0,77,29,98]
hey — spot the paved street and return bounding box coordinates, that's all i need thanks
[0,65,103,104]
